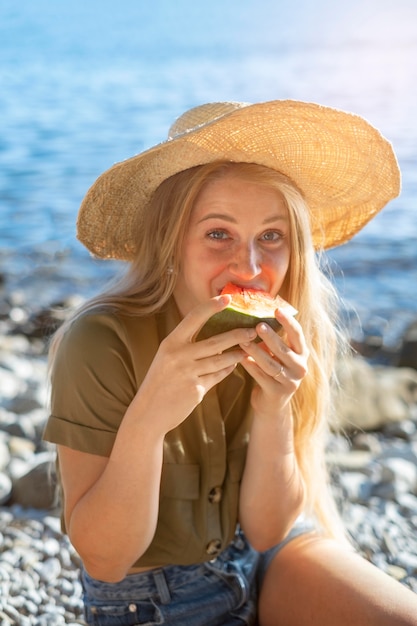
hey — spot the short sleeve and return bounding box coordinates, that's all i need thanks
[43,312,137,456]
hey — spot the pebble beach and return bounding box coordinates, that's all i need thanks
[1,286,417,625]
[0,290,86,624]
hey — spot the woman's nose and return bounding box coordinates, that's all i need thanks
[229,243,261,279]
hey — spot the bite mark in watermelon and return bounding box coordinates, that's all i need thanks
[196,283,297,341]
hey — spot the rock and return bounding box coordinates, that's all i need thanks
[327,449,374,472]
[7,436,36,459]
[383,420,417,439]
[0,365,22,402]
[398,319,417,370]
[350,432,383,454]
[0,414,37,441]
[0,332,31,354]
[332,356,417,431]
[0,472,12,504]
[378,457,417,495]
[11,454,57,510]
[377,444,417,465]
[397,493,417,516]
[0,432,11,470]
[374,366,417,421]
[337,471,374,503]
[396,551,417,574]
[386,563,409,581]
[34,557,62,582]
[4,394,43,416]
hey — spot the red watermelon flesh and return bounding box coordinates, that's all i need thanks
[220,282,297,318]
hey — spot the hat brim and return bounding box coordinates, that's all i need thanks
[76,100,400,259]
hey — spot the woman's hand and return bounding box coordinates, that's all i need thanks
[131,295,257,434]
[239,307,309,419]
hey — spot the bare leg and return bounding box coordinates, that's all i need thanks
[258,534,417,626]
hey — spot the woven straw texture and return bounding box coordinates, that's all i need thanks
[76,100,400,260]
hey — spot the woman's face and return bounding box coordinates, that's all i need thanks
[173,173,291,317]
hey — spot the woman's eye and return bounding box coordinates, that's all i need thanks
[261,230,282,242]
[207,230,229,240]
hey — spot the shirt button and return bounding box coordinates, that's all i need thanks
[128,604,137,612]
[206,538,222,557]
[208,486,222,504]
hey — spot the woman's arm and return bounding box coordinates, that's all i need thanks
[238,308,309,550]
[57,296,257,582]
[238,404,305,551]
[58,410,165,583]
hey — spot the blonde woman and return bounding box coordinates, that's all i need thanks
[44,101,417,625]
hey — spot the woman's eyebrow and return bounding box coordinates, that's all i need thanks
[198,213,236,224]
[198,212,288,224]
[263,214,289,224]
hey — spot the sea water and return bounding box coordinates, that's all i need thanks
[0,0,416,346]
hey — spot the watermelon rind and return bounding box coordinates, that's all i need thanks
[196,308,281,341]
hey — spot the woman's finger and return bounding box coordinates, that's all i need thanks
[195,348,245,376]
[273,307,306,355]
[175,295,232,342]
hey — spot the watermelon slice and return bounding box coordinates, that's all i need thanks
[196,283,297,341]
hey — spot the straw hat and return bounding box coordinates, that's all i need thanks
[76,100,400,260]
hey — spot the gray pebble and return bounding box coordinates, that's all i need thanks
[0,471,12,504]
[398,492,417,515]
[34,557,62,582]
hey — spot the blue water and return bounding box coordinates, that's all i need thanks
[1,0,416,345]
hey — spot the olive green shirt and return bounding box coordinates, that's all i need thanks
[43,297,254,567]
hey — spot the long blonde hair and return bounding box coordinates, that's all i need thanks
[50,161,348,541]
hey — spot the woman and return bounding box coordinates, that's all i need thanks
[44,101,417,624]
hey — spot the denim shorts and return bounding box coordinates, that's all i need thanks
[81,519,314,626]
